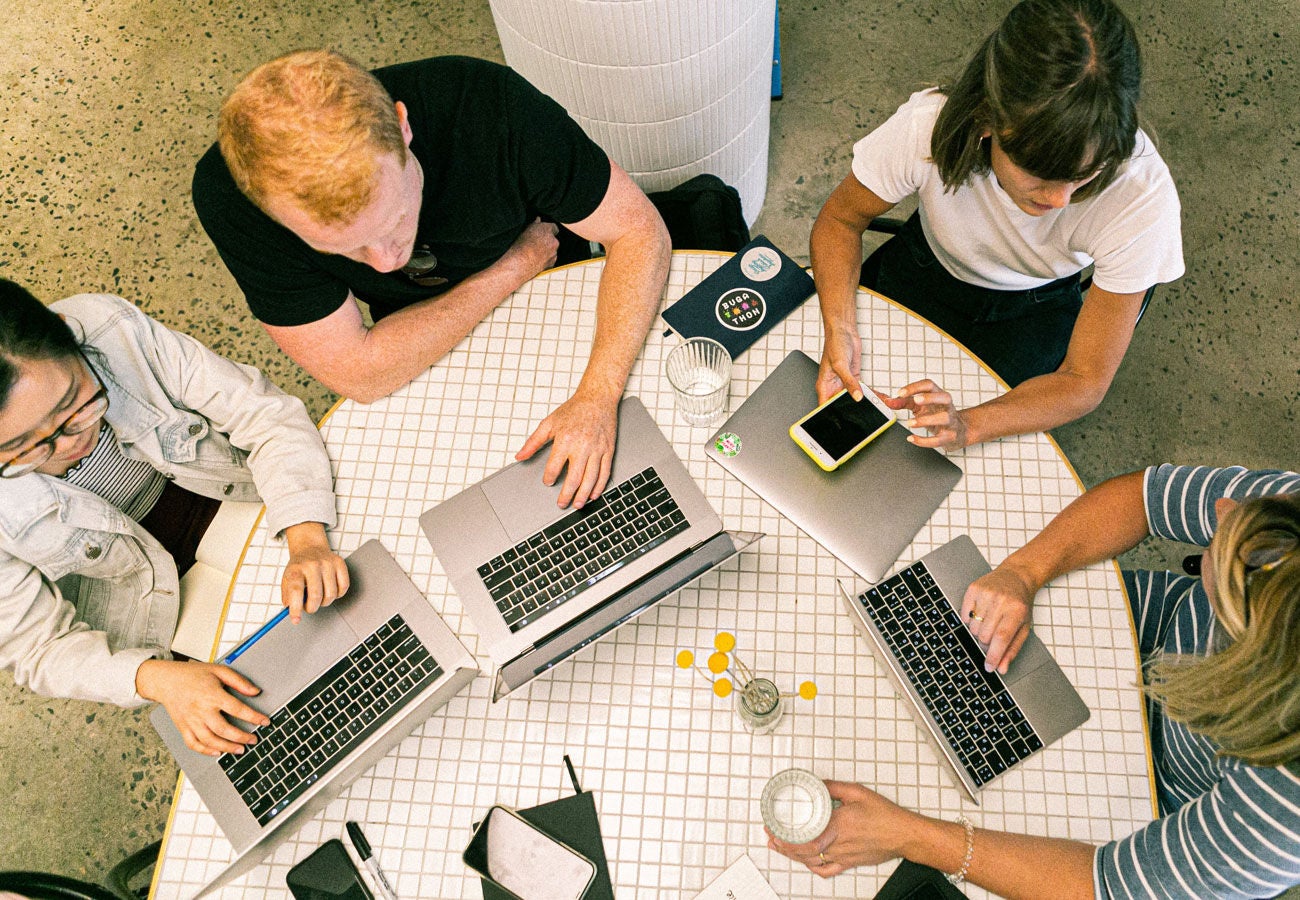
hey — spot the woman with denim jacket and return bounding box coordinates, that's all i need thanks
[0,279,347,758]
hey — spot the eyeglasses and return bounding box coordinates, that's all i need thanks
[400,244,447,288]
[0,358,109,478]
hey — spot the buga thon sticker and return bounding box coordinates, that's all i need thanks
[716,287,766,331]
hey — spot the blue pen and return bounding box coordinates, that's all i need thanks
[221,607,290,665]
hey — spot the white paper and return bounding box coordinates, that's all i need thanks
[693,854,781,900]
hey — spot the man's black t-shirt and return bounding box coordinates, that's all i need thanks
[192,56,611,326]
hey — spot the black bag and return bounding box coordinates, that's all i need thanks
[554,173,750,264]
[646,173,750,252]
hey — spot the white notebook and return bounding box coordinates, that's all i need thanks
[171,500,262,660]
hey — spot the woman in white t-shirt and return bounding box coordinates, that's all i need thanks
[812,0,1183,450]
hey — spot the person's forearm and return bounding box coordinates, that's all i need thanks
[999,469,1149,590]
[572,221,670,403]
[901,815,1096,900]
[283,521,329,553]
[961,368,1112,446]
[811,214,867,338]
[960,285,1141,447]
[337,256,540,402]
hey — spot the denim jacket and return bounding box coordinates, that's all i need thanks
[0,294,338,707]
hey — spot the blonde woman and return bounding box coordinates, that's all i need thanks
[769,464,1300,898]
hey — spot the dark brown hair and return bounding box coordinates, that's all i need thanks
[0,279,81,409]
[931,0,1141,202]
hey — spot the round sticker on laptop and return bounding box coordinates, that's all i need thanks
[740,245,782,281]
[716,288,766,331]
[714,432,742,457]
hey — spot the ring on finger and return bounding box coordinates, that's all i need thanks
[819,851,829,865]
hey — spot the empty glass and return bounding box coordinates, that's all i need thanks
[665,337,732,426]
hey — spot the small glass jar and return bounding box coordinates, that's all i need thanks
[737,677,783,734]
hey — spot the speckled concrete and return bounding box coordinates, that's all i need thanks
[1,0,1295,887]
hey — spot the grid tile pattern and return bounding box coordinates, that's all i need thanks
[154,253,1153,899]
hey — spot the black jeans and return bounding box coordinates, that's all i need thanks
[861,213,1083,387]
[139,479,222,577]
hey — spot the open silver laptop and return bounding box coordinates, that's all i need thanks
[840,535,1089,803]
[706,350,962,583]
[420,396,759,700]
[151,539,478,897]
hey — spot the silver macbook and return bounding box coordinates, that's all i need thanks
[840,535,1089,803]
[706,349,961,583]
[151,539,478,897]
[420,395,759,700]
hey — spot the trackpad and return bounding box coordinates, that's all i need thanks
[226,605,356,718]
[481,454,565,542]
[1002,634,1053,685]
[332,540,422,638]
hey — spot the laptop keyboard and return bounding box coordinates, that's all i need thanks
[217,614,443,825]
[858,562,1043,788]
[477,466,689,633]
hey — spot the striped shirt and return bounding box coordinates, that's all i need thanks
[1095,464,1300,900]
[62,422,166,521]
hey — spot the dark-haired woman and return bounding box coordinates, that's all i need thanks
[812,0,1183,450]
[0,281,348,757]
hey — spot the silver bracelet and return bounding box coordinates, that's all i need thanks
[945,814,975,885]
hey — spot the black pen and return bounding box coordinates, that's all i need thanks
[346,820,399,900]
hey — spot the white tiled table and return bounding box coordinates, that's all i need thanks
[153,253,1154,899]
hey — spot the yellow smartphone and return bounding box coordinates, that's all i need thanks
[789,388,897,471]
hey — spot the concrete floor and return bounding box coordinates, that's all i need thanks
[1,0,1295,889]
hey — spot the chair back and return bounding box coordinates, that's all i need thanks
[0,873,119,900]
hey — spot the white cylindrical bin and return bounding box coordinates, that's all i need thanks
[489,0,775,226]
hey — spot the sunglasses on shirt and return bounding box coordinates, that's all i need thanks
[1182,528,1298,626]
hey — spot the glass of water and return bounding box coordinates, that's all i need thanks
[761,768,836,845]
[665,337,732,426]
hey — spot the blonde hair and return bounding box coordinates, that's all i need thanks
[218,49,406,225]
[1145,493,1300,767]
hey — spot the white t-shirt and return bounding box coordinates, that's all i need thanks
[851,89,1184,293]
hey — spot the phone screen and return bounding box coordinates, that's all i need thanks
[485,807,594,900]
[286,839,373,900]
[801,391,892,461]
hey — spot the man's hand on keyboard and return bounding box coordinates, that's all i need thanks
[137,659,270,756]
[961,566,1037,675]
[515,385,618,509]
